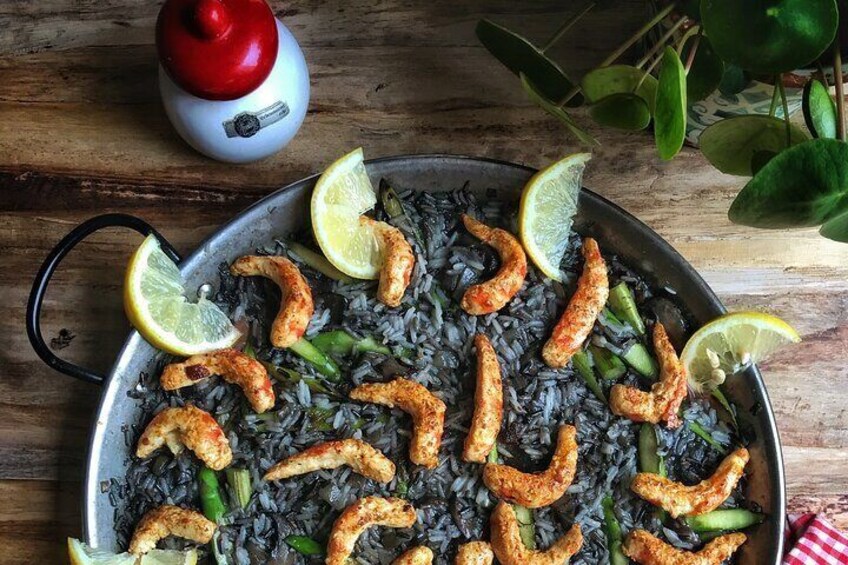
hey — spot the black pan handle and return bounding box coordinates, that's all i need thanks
[26,214,181,385]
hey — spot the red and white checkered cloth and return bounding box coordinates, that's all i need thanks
[784,514,848,564]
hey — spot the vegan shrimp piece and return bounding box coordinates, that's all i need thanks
[542,237,608,368]
[455,541,495,565]
[264,439,396,483]
[160,348,275,413]
[350,378,446,469]
[631,447,750,518]
[490,502,583,565]
[610,323,689,428]
[392,546,434,565]
[326,496,417,565]
[135,405,232,471]
[362,217,415,308]
[128,505,216,555]
[229,255,314,349]
[483,425,578,508]
[462,334,504,463]
[623,529,747,565]
[459,214,528,315]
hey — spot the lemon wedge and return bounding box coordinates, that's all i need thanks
[67,538,137,565]
[519,153,591,281]
[310,147,382,279]
[681,311,801,393]
[140,549,199,565]
[124,235,240,355]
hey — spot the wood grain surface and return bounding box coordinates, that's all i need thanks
[1,1,847,563]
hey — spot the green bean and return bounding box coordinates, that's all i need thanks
[638,423,665,475]
[287,241,354,283]
[602,496,628,565]
[312,330,391,357]
[609,282,646,335]
[285,535,324,556]
[225,468,253,510]
[572,350,606,402]
[199,468,227,524]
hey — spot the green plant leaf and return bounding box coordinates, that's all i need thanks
[729,139,848,228]
[803,79,838,139]
[580,65,658,113]
[520,73,599,146]
[700,115,809,176]
[751,150,778,174]
[476,19,582,106]
[718,64,749,96]
[701,0,838,74]
[683,36,724,103]
[820,208,848,242]
[654,47,687,160]
[589,93,651,131]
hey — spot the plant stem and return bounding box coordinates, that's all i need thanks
[777,76,791,147]
[557,1,678,106]
[636,18,690,69]
[541,2,596,53]
[768,80,780,117]
[683,29,702,74]
[835,40,846,142]
[816,60,829,89]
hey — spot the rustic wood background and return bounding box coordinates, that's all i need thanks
[2,1,847,562]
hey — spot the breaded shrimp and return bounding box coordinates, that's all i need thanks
[610,323,688,428]
[135,405,232,471]
[631,447,750,518]
[622,529,747,565]
[160,349,275,413]
[462,334,504,463]
[362,217,415,308]
[490,502,583,565]
[229,255,314,349]
[459,214,527,316]
[455,541,495,565]
[483,425,578,508]
[542,237,608,368]
[326,496,418,565]
[350,378,446,469]
[392,546,434,565]
[128,505,216,555]
[264,439,396,483]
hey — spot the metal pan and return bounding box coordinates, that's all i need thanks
[27,155,785,562]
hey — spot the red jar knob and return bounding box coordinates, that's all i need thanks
[156,0,278,100]
[193,0,231,39]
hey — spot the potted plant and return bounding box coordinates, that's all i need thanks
[477,0,848,243]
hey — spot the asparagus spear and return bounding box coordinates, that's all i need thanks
[225,468,253,511]
[285,535,324,556]
[609,282,646,335]
[622,342,658,379]
[602,495,629,565]
[311,330,391,356]
[685,509,764,532]
[589,345,627,380]
[573,350,607,402]
[287,241,353,283]
[687,421,728,454]
[198,468,226,524]
[513,505,536,550]
[638,423,666,475]
[289,338,341,380]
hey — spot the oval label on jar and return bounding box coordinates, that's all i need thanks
[223,101,290,138]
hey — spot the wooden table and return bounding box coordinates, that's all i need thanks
[2,1,847,562]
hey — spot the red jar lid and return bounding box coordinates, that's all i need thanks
[157,0,278,100]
